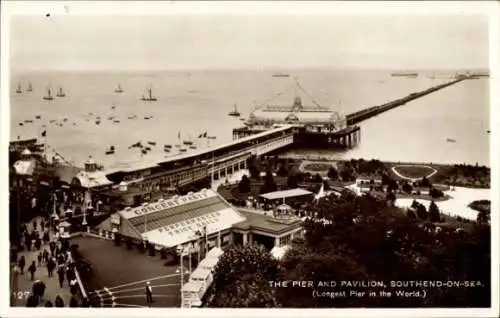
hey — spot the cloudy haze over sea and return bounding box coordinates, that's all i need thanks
[8,10,490,168]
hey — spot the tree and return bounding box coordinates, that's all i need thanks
[287,173,298,189]
[430,188,444,198]
[406,208,417,219]
[420,176,431,188]
[327,166,338,180]
[260,170,277,194]
[476,210,490,226]
[416,203,428,220]
[386,192,396,206]
[238,175,251,193]
[428,201,441,222]
[208,244,280,307]
[313,174,323,183]
[402,182,413,194]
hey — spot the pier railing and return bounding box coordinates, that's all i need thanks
[346,78,466,125]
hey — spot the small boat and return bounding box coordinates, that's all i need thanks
[63,118,68,122]
[141,149,148,155]
[272,72,290,78]
[105,149,115,155]
[27,82,33,92]
[183,140,193,146]
[164,148,170,152]
[43,88,54,100]
[108,116,114,120]
[95,121,101,125]
[179,148,187,153]
[141,88,158,102]
[35,115,41,119]
[164,144,172,149]
[239,118,245,121]
[128,115,137,119]
[189,145,197,150]
[145,146,152,151]
[111,105,116,110]
[175,144,181,148]
[16,83,22,94]
[18,122,23,126]
[115,84,123,93]
[110,145,115,152]
[113,120,120,124]
[487,130,491,134]
[24,119,33,123]
[147,141,156,146]
[144,116,152,120]
[446,138,456,143]
[207,136,216,140]
[228,103,241,117]
[56,87,66,97]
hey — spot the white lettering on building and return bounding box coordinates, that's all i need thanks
[120,190,214,219]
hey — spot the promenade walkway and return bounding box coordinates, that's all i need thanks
[12,216,74,307]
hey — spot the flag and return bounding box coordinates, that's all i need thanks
[41,130,47,137]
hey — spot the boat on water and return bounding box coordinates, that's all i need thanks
[24,119,33,123]
[141,88,158,102]
[145,146,152,151]
[228,103,241,117]
[164,148,170,152]
[189,145,197,150]
[96,121,101,125]
[105,146,115,155]
[207,136,217,140]
[43,88,54,100]
[148,141,156,146]
[141,149,148,155]
[115,84,123,93]
[16,83,22,94]
[179,147,187,153]
[272,72,290,78]
[27,82,33,92]
[446,138,456,143]
[113,120,121,124]
[164,144,172,148]
[144,116,153,120]
[175,144,181,148]
[487,130,491,134]
[35,115,41,119]
[391,72,418,78]
[56,87,66,97]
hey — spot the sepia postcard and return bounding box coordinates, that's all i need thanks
[1,1,498,317]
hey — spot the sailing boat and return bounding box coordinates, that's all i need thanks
[228,103,241,117]
[115,84,123,93]
[141,88,157,102]
[43,88,54,100]
[177,131,187,152]
[16,83,22,94]
[183,134,194,146]
[56,87,66,97]
[27,82,33,92]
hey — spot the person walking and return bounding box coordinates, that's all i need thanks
[18,255,26,274]
[70,278,78,296]
[28,261,36,281]
[35,237,42,251]
[57,266,65,288]
[69,296,79,307]
[37,252,43,267]
[54,295,64,307]
[47,257,56,277]
[145,281,153,307]
[42,249,49,264]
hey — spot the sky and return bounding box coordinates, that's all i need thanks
[9,14,489,71]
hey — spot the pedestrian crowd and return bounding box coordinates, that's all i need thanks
[12,217,91,307]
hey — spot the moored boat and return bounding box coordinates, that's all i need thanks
[43,88,54,100]
[228,103,241,117]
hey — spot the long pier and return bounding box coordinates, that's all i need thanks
[346,77,467,125]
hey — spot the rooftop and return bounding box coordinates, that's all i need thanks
[233,210,303,235]
[259,188,313,201]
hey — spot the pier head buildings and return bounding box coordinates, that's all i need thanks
[233,94,361,149]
